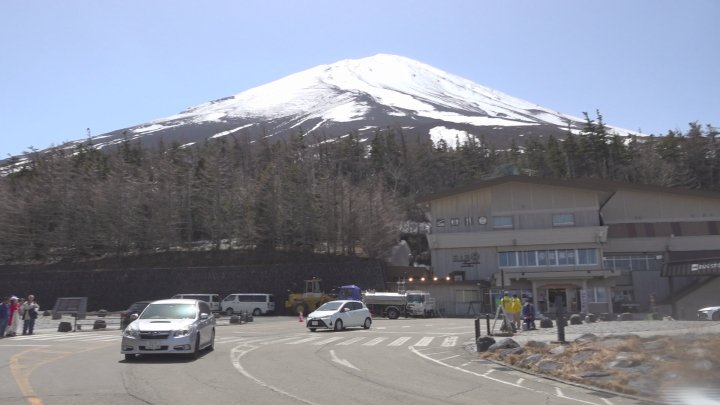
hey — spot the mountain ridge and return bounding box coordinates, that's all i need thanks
[13,54,636,157]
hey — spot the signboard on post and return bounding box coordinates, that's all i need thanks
[53,297,88,319]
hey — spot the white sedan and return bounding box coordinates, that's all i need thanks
[697,305,720,321]
[121,299,216,360]
[306,300,372,332]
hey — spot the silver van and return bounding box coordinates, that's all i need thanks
[171,293,221,312]
[221,293,275,316]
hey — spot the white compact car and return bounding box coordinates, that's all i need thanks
[306,300,372,332]
[121,299,216,360]
[697,305,720,321]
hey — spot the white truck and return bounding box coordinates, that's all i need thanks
[362,290,435,319]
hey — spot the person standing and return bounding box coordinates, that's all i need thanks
[0,297,9,337]
[522,299,537,330]
[511,294,523,330]
[7,297,21,337]
[22,294,40,335]
[500,292,514,331]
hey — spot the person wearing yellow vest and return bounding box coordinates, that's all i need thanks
[510,294,523,329]
[500,292,514,328]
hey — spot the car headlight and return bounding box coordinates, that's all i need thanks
[123,328,139,338]
[173,328,192,337]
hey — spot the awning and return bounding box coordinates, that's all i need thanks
[662,250,720,277]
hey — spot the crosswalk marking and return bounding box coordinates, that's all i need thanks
[336,337,365,346]
[312,337,345,345]
[388,337,412,346]
[286,336,322,345]
[8,333,462,349]
[441,336,458,347]
[362,337,388,346]
[414,337,435,347]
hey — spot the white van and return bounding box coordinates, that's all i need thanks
[171,294,221,312]
[221,293,275,316]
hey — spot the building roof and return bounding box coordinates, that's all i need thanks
[415,175,720,204]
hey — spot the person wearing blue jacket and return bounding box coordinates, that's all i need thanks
[521,299,537,330]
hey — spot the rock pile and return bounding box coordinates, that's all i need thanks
[478,332,720,399]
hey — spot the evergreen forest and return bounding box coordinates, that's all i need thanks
[0,112,717,265]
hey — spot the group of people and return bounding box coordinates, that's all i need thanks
[0,294,40,337]
[501,292,537,331]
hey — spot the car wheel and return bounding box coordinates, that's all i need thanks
[124,354,135,361]
[363,317,372,329]
[253,308,261,316]
[192,334,201,359]
[713,312,720,321]
[207,329,215,351]
[225,308,234,316]
[387,308,399,319]
[334,319,343,331]
[309,328,317,332]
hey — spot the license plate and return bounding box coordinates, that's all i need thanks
[146,341,161,350]
[310,320,319,326]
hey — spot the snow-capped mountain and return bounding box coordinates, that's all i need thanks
[30,54,636,154]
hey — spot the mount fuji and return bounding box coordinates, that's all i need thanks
[40,54,636,153]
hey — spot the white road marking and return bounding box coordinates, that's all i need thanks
[362,337,387,346]
[312,337,345,345]
[441,336,458,347]
[329,350,359,370]
[414,337,434,346]
[336,337,365,345]
[388,337,412,346]
[411,347,604,405]
[286,336,322,344]
[231,344,321,405]
[516,378,524,385]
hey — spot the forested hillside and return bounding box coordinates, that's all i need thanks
[0,113,716,264]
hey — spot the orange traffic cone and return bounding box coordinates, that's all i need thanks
[298,311,304,322]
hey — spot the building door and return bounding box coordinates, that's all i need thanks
[547,288,567,315]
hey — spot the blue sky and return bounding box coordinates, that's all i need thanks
[1,1,718,157]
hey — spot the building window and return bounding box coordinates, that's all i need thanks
[493,216,513,229]
[450,218,460,226]
[519,251,537,266]
[498,251,517,267]
[589,287,608,303]
[603,254,663,271]
[436,218,445,227]
[464,217,473,226]
[557,249,576,265]
[537,250,557,266]
[552,213,575,227]
[578,248,598,265]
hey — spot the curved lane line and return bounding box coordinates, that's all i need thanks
[230,342,321,405]
[409,345,607,405]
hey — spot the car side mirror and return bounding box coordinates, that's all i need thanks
[342,308,350,312]
[129,313,139,321]
[200,313,209,319]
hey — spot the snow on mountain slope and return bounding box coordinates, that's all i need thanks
[4,54,637,163]
[157,54,583,133]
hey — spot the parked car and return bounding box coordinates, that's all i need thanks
[306,300,372,332]
[121,299,216,360]
[697,305,720,321]
[171,293,221,312]
[120,300,152,329]
[221,293,275,316]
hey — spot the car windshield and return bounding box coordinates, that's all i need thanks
[317,302,342,311]
[128,303,149,312]
[407,295,425,303]
[139,303,196,320]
